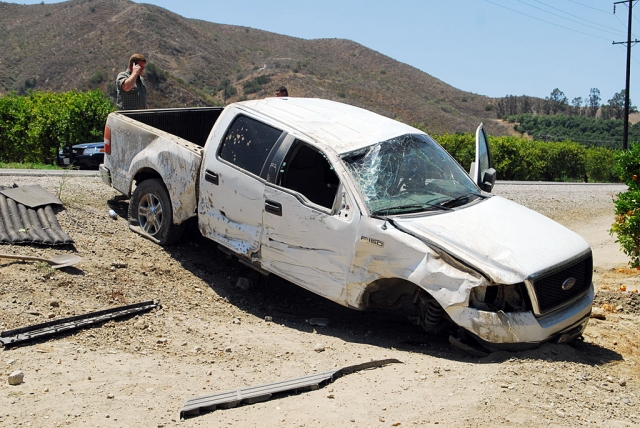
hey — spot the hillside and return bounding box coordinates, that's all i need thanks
[0,0,511,135]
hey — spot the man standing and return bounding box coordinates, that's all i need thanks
[116,54,148,110]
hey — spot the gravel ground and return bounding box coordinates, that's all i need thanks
[1,175,639,428]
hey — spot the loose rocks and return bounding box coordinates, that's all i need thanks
[8,371,24,385]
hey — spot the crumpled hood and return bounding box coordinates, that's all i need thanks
[392,195,590,284]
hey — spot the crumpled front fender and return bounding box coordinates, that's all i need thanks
[347,217,489,310]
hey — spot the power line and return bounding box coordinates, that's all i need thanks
[484,0,614,41]
[525,0,626,36]
[567,0,612,14]
[614,43,640,67]
[614,10,638,39]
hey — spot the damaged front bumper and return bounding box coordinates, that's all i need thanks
[446,282,594,351]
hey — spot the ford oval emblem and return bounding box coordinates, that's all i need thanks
[561,277,576,291]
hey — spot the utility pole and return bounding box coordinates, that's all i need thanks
[614,1,639,150]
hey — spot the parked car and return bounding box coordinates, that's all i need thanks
[57,142,104,169]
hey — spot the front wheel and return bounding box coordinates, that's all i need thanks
[129,178,184,245]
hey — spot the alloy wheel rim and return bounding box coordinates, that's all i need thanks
[138,193,163,235]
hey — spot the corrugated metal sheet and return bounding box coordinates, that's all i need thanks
[0,186,73,245]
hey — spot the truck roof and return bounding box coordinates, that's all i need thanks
[236,97,423,155]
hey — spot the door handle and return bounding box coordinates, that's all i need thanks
[265,199,282,216]
[205,170,219,185]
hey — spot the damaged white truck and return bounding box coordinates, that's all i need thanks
[101,97,593,352]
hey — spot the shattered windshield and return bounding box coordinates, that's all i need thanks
[342,134,481,215]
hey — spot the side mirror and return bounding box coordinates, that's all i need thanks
[480,168,496,193]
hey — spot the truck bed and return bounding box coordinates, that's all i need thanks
[104,107,225,225]
[118,107,224,147]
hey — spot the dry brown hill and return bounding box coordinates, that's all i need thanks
[0,0,511,135]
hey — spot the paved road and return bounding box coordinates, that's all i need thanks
[0,169,101,177]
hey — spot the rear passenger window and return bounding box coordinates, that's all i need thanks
[218,115,282,176]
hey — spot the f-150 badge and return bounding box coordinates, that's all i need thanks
[361,236,384,248]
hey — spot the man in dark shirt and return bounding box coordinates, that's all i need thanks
[116,54,148,110]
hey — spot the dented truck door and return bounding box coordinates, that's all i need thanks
[260,140,360,304]
[469,123,496,193]
[198,113,284,256]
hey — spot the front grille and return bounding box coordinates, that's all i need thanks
[529,254,592,314]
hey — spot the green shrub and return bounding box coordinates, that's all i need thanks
[611,143,640,267]
[256,75,271,85]
[540,141,586,182]
[434,133,475,171]
[430,133,617,183]
[89,70,106,85]
[0,90,115,164]
[490,136,544,181]
[144,63,167,88]
[585,146,618,182]
[241,76,271,95]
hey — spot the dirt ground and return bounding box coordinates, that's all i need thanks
[1,175,639,428]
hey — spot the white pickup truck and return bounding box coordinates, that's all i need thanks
[101,97,593,352]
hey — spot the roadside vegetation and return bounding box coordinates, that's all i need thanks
[0,89,115,166]
[426,132,617,183]
[0,162,60,170]
[611,144,640,267]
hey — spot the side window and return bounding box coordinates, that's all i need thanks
[278,141,340,209]
[218,115,283,176]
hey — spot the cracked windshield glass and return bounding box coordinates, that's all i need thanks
[343,134,481,215]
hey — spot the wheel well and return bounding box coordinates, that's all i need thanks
[361,278,450,334]
[131,168,163,195]
[361,278,420,312]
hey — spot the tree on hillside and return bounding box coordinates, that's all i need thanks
[496,95,534,119]
[571,97,583,115]
[606,89,626,120]
[545,88,568,114]
[600,89,638,120]
[587,88,600,118]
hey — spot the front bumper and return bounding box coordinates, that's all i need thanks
[446,282,594,350]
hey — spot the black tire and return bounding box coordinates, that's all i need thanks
[129,178,184,245]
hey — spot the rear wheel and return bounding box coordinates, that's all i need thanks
[129,178,184,245]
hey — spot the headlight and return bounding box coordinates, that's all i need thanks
[469,283,529,312]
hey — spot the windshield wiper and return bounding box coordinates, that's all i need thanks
[438,193,481,208]
[372,203,450,216]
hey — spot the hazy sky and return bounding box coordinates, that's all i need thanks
[12,0,640,103]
